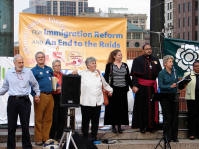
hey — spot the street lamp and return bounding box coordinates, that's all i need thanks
[147,31,164,59]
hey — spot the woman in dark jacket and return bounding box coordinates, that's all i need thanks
[104,49,133,133]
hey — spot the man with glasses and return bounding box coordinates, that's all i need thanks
[131,43,162,133]
[0,54,40,149]
[31,51,54,146]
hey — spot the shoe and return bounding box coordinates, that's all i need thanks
[140,128,146,133]
[35,141,43,146]
[112,127,117,133]
[171,139,179,142]
[189,136,195,140]
[118,128,123,134]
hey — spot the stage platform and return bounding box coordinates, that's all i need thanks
[0,126,199,149]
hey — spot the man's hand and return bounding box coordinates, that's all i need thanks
[34,96,40,103]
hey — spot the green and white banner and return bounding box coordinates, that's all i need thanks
[164,38,199,77]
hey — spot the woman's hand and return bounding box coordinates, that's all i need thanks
[56,86,61,93]
[72,70,78,74]
[108,92,112,96]
[132,86,139,93]
[170,83,177,88]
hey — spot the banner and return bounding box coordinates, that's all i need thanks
[164,38,199,77]
[19,13,127,70]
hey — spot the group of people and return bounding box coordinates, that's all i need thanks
[0,43,199,148]
[0,52,67,149]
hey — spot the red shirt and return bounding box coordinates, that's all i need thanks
[52,72,62,94]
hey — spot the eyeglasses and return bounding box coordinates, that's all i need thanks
[53,65,61,67]
[37,56,45,59]
[144,48,152,50]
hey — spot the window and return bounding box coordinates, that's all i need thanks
[126,42,129,47]
[178,18,180,28]
[133,20,138,24]
[183,32,185,39]
[177,33,180,38]
[188,17,190,26]
[188,32,189,40]
[133,33,141,39]
[127,33,131,39]
[188,2,190,12]
[178,4,181,13]
[170,12,172,20]
[183,3,185,12]
[183,17,185,27]
[135,42,140,47]
[195,1,198,10]
[170,2,172,9]
[195,16,198,26]
[195,31,198,40]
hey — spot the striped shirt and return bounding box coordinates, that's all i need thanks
[112,63,127,87]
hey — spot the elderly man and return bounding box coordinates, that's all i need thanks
[31,51,54,146]
[0,54,40,149]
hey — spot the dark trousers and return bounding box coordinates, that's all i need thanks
[7,96,32,149]
[187,100,199,137]
[81,105,101,139]
[50,94,67,140]
[160,93,179,140]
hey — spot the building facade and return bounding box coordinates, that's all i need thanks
[173,0,198,41]
[0,0,14,56]
[24,0,95,16]
[164,0,174,38]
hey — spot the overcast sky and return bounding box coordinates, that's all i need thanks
[14,0,150,41]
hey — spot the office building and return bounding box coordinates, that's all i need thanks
[173,0,198,41]
[24,0,95,16]
[0,0,14,56]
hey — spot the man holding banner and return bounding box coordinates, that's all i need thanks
[131,43,162,133]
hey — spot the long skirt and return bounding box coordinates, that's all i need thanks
[104,86,129,125]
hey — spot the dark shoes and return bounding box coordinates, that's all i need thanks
[169,138,179,142]
[118,128,123,134]
[140,128,146,133]
[189,136,195,140]
[112,127,117,133]
[112,126,123,133]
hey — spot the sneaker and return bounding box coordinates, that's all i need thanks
[35,141,43,146]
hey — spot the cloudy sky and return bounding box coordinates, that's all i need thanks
[14,0,150,41]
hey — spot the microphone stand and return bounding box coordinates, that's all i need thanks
[154,66,176,149]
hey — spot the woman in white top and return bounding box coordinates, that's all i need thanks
[74,57,113,141]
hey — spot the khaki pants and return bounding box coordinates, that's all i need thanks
[34,93,54,142]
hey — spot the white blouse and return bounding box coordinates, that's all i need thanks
[79,69,113,107]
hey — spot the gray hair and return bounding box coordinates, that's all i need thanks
[85,57,96,67]
[52,59,61,67]
[35,51,45,59]
[13,54,23,63]
[163,55,174,66]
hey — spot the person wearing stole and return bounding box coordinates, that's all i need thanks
[131,43,162,133]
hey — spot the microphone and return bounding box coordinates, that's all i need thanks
[173,66,177,80]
